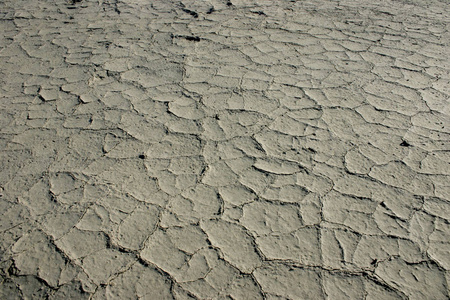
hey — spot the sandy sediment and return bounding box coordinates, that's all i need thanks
[0,0,449,299]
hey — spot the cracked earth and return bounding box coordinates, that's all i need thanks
[0,0,449,299]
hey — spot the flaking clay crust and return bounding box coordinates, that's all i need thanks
[0,0,449,299]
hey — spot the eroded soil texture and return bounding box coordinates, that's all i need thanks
[0,0,449,299]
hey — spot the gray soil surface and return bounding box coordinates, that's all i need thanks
[0,0,449,299]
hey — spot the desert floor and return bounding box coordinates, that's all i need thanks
[0,0,449,299]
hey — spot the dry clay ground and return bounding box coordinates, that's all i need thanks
[0,0,449,299]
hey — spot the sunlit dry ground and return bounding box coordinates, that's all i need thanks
[0,0,449,299]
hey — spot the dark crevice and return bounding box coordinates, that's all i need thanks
[400,140,412,147]
[184,36,201,42]
[181,8,198,18]
[252,11,267,16]
[172,34,201,42]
